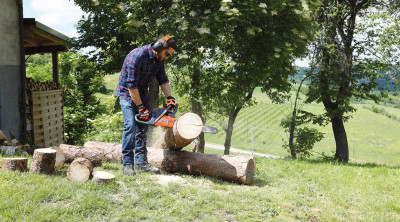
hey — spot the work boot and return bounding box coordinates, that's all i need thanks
[122,165,135,176]
[134,163,160,174]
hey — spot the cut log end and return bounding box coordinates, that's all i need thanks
[175,112,203,140]
[1,158,28,172]
[67,158,93,182]
[92,171,115,184]
[29,148,57,174]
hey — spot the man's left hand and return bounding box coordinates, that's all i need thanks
[166,96,176,111]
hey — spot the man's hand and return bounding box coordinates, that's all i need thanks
[137,104,150,120]
[166,96,176,112]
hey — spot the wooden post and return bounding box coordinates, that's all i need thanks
[29,148,57,174]
[52,51,59,83]
[1,158,28,171]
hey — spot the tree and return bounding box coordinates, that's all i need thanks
[304,0,400,162]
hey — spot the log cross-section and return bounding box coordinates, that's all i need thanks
[67,158,93,182]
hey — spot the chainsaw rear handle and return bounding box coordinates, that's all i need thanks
[135,104,178,125]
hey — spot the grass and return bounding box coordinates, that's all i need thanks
[1,153,400,221]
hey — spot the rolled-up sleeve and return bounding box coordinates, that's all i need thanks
[156,63,169,86]
[125,55,141,88]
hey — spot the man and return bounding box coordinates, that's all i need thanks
[114,35,177,176]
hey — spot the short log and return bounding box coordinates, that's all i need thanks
[49,146,65,169]
[147,148,255,184]
[29,148,57,174]
[59,144,104,167]
[92,171,115,184]
[84,141,122,163]
[152,112,203,150]
[67,158,93,182]
[1,158,28,172]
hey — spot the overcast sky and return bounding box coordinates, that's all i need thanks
[23,0,85,38]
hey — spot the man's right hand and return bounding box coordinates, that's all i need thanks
[137,104,150,120]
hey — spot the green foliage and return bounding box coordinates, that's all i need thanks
[59,52,105,145]
[25,54,53,82]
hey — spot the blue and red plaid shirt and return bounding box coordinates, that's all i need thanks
[114,44,169,104]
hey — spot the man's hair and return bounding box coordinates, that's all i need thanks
[166,38,177,50]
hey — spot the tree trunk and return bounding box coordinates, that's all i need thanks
[331,116,349,162]
[191,62,205,153]
[67,157,93,182]
[152,112,203,149]
[59,144,104,167]
[1,158,28,171]
[147,147,255,184]
[224,109,240,155]
[191,101,205,153]
[84,141,122,163]
[92,171,115,184]
[29,148,57,174]
[147,78,160,145]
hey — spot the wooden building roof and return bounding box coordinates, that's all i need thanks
[23,18,70,55]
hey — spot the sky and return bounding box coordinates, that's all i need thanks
[22,0,309,67]
[23,0,86,38]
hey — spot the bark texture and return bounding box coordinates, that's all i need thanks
[147,147,255,184]
[67,158,93,182]
[60,144,104,167]
[152,112,203,149]
[29,148,56,174]
[1,158,28,171]
[84,141,122,163]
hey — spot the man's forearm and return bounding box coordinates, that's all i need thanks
[128,88,142,106]
[160,83,172,98]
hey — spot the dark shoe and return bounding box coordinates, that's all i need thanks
[122,165,135,176]
[134,163,160,174]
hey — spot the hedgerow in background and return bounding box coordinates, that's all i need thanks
[25,54,52,82]
[59,52,105,145]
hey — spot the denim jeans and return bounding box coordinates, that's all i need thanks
[119,98,148,165]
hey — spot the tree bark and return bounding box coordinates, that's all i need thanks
[191,102,205,153]
[191,62,205,153]
[224,109,240,155]
[92,171,115,184]
[147,147,255,184]
[331,116,349,162]
[152,112,203,149]
[1,158,28,171]
[147,78,160,145]
[59,144,104,167]
[29,148,57,174]
[67,158,93,182]
[84,141,122,163]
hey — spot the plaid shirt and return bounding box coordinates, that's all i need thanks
[114,44,169,103]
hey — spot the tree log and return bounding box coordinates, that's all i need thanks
[92,171,115,184]
[29,148,56,174]
[59,144,104,167]
[152,112,203,150]
[147,148,255,184]
[49,146,65,169]
[84,141,122,163]
[67,158,93,182]
[1,158,28,171]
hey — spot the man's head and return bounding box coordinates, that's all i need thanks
[152,35,177,61]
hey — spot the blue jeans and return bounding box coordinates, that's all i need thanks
[119,98,148,165]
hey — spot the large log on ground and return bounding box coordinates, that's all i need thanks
[29,148,56,174]
[152,112,203,149]
[147,148,255,184]
[84,141,122,163]
[1,158,28,171]
[67,158,93,182]
[59,144,104,167]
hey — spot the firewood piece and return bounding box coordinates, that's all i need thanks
[67,158,93,182]
[92,171,115,184]
[49,146,65,169]
[84,141,122,163]
[59,144,104,167]
[147,148,255,185]
[152,112,203,150]
[29,148,57,174]
[1,158,28,171]
[0,130,6,144]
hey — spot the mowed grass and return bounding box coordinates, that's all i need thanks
[1,154,400,221]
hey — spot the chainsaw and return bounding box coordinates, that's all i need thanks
[135,104,218,134]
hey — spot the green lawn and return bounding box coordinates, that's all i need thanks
[1,154,399,221]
